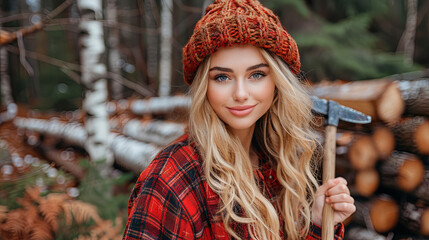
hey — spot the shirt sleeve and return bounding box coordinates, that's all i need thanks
[305,222,344,240]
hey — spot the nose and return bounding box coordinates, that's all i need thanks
[233,79,249,102]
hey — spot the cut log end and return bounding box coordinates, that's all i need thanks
[422,209,429,236]
[348,135,378,170]
[355,169,379,197]
[415,120,429,155]
[372,127,395,159]
[370,197,399,232]
[376,82,405,123]
[398,158,425,192]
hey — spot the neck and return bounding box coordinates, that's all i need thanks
[230,125,258,167]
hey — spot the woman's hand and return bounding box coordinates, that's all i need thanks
[311,177,356,227]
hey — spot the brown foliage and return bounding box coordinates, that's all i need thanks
[0,186,123,239]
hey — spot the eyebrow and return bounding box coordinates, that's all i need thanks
[209,63,269,72]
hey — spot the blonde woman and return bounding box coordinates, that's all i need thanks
[123,1,355,239]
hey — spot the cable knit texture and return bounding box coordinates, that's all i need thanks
[182,0,301,84]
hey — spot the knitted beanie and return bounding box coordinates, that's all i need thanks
[182,0,300,85]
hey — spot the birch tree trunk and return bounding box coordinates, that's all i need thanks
[106,0,123,100]
[77,0,113,172]
[158,0,173,96]
[0,46,13,107]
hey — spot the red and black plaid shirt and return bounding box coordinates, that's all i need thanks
[123,134,344,239]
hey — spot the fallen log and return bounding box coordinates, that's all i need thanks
[371,126,395,160]
[345,227,387,240]
[396,79,429,117]
[122,119,186,146]
[380,151,425,192]
[400,202,429,236]
[353,195,399,233]
[335,132,378,170]
[38,145,85,181]
[130,96,191,115]
[414,170,429,203]
[352,169,380,198]
[390,117,429,155]
[13,117,160,174]
[311,79,404,123]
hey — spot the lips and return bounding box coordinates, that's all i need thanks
[227,105,256,116]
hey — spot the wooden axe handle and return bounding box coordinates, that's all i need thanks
[322,125,337,240]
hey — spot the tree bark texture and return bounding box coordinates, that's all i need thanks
[106,0,123,100]
[390,117,429,155]
[130,96,191,115]
[380,151,424,192]
[401,0,418,63]
[0,46,13,107]
[158,0,173,96]
[400,202,429,236]
[77,0,113,167]
[397,79,429,116]
[144,0,159,85]
[414,170,429,203]
[311,79,404,123]
[345,227,386,240]
[122,119,186,146]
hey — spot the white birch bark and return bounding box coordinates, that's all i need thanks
[0,46,13,107]
[144,0,159,83]
[13,117,160,174]
[77,0,113,168]
[130,96,191,115]
[106,0,123,100]
[158,0,173,96]
[122,119,186,146]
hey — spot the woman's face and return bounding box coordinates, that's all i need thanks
[207,45,276,134]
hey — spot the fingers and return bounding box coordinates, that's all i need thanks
[325,178,350,197]
[324,177,356,219]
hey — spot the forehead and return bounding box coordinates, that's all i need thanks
[209,45,267,68]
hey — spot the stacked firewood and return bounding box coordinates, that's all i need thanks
[311,70,429,239]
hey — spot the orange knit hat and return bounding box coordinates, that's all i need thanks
[182,0,301,84]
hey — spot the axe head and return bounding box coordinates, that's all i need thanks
[310,95,371,127]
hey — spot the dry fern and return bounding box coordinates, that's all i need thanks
[39,193,69,232]
[24,186,42,203]
[76,216,123,240]
[0,205,7,222]
[29,217,54,240]
[62,200,101,225]
[1,208,32,240]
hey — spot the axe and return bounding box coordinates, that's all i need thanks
[310,96,371,240]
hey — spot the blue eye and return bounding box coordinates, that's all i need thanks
[251,72,266,80]
[214,74,229,82]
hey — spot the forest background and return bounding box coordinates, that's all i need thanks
[0,0,428,239]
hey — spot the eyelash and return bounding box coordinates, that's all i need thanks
[212,71,267,82]
[251,71,266,79]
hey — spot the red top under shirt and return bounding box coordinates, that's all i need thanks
[122,134,344,239]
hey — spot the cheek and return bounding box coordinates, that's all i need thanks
[207,84,225,109]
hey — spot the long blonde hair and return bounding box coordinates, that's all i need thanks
[188,48,319,240]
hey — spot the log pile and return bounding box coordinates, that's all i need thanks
[311,72,429,239]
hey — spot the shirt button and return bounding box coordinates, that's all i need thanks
[268,175,273,179]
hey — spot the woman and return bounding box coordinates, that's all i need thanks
[123,0,355,239]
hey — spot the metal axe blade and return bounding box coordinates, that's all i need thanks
[310,95,371,126]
